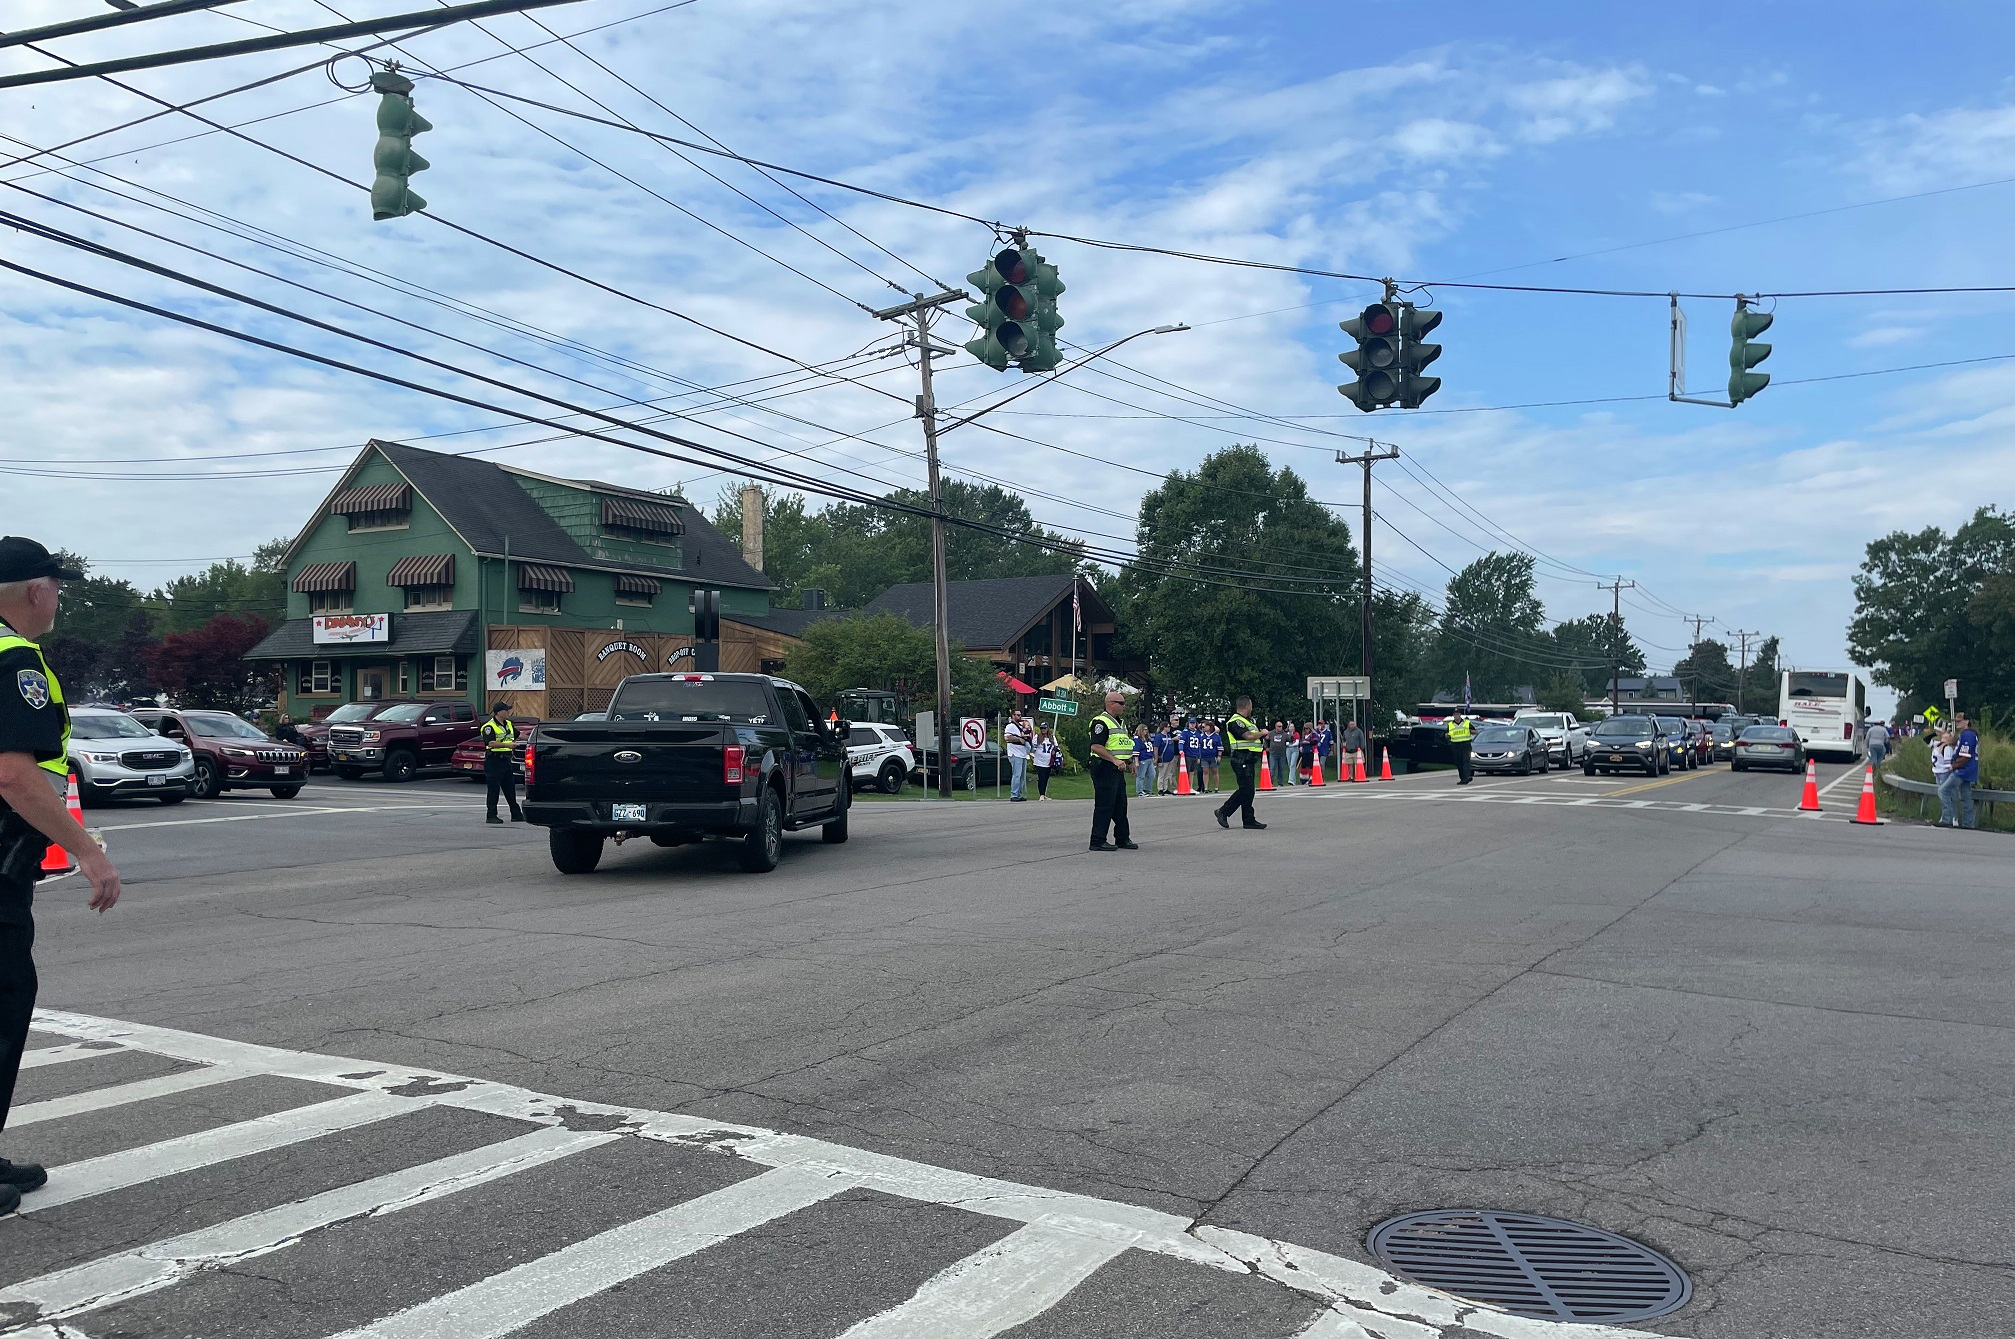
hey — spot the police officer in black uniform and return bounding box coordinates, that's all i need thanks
[0,538,124,1216]
[479,702,524,824]
[1087,689,1139,852]
[1214,695,1268,830]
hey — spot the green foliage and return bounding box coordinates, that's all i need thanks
[1672,638,1737,703]
[1432,552,1547,700]
[1119,445,1356,721]
[715,482,1080,610]
[1535,672,1592,714]
[39,554,160,701]
[1549,612,1646,694]
[780,613,1006,716]
[150,541,289,634]
[1848,506,2015,718]
[147,613,277,712]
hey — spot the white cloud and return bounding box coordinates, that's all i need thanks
[1856,103,2015,191]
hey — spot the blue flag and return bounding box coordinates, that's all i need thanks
[1463,673,1472,712]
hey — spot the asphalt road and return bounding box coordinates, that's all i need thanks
[7,756,2008,1337]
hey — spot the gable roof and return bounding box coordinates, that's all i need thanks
[865,573,1102,650]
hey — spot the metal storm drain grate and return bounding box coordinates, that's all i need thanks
[1368,1209,1692,1324]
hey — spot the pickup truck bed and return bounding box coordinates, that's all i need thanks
[524,673,850,874]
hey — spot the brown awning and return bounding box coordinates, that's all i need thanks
[291,561,356,593]
[600,495,683,535]
[614,573,661,597]
[517,563,574,593]
[329,483,411,515]
[385,553,455,587]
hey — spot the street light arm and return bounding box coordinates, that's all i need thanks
[934,324,1188,437]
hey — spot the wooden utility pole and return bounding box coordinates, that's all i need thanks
[1729,629,1760,713]
[1336,444,1400,715]
[1597,578,1636,716]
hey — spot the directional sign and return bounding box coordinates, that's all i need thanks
[960,717,986,751]
[1037,697,1078,717]
[1307,675,1371,700]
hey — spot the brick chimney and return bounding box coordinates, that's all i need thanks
[740,483,763,572]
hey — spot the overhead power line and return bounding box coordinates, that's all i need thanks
[0,0,251,50]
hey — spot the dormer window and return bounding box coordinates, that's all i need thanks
[600,495,683,544]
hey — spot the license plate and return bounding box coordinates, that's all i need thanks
[336,752,352,761]
[273,767,291,777]
[1609,754,1625,762]
[145,774,166,787]
[611,803,647,823]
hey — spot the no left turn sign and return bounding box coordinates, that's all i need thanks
[960,718,986,751]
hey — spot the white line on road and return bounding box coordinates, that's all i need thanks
[1817,764,1870,797]
[1,1126,613,1321]
[5,1064,252,1126]
[324,1164,855,1339]
[94,803,479,832]
[17,1040,125,1069]
[19,1090,417,1212]
[836,1222,1128,1338]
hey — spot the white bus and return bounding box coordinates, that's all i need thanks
[1778,669,1868,761]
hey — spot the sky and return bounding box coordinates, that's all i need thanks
[6,0,2014,708]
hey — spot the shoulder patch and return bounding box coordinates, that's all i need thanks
[17,667,50,710]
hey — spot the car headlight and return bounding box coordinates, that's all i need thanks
[361,730,382,743]
[84,751,122,763]
[221,746,254,758]
[1634,741,1652,749]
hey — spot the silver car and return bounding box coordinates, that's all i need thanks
[68,707,195,805]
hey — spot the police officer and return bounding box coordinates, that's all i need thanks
[1087,690,1138,852]
[0,538,123,1216]
[479,702,524,824]
[1446,710,1475,785]
[1215,695,1268,830]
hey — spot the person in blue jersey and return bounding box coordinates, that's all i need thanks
[1199,719,1222,793]
[1156,719,1180,794]
[1181,718,1206,794]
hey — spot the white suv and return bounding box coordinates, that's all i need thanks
[1513,711,1590,768]
[847,724,916,794]
[69,707,195,806]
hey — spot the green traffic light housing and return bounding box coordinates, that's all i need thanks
[964,244,1066,372]
[1399,305,1443,408]
[1339,302,1403,410]
[368,69,432,220]
[1018,244,1066,373]
[1728,300,1773,405]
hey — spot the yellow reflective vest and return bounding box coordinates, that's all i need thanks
[1446,715,1474,743]
[1094,712,1134,762]
[0,628,70,777]
[479,718,517,753]
[1225,713,1264,752]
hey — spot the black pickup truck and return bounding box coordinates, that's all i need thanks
[523,672,851,874]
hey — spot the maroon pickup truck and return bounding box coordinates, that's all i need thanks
[325,699,481,782]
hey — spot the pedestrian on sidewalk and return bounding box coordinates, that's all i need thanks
[1341,718,1367,776]
[1087,691,1138,852]
[1268,720,1291,789]
[1315,719,1335,780]
[1004,710,1030,802]
[0,537,125,1217]
[1200,719,1221,793]
[1156,718,1180,794]
[1182,717,1206,794]
[1133,724,1156,797]
[1865,719,1890,769]
[1031,726,1060,799]
[1931,726,1958,826]
[1951,712,1980,830]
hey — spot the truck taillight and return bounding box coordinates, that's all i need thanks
[724,744,744,785]
[524,745,535,786]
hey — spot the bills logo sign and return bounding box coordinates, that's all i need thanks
[495,655,526,685]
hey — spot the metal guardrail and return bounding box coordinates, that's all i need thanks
[1878,772,2015,802]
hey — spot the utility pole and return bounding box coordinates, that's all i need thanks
[1729,629,1760,713]
[1685,614,1710,648]
[1597,578,1636,716]
[875,289,968,797]
[1336,444,1400,715]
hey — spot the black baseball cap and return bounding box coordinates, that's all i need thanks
[0,537,84,583]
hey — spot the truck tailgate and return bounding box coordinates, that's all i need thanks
[531,722,735,803]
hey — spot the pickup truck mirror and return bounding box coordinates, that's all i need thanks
[832,719,851,737]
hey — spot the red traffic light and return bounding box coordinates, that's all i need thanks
[1360,303,1397,336]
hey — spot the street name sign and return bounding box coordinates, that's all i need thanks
[1037,697,1078,716]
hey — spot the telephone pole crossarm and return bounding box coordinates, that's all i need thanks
[1336,444,1401,722]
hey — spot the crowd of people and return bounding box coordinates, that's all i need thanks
[1924,711,1983,830]
[997,705,1376,802]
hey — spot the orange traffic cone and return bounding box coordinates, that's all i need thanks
[40,770,82,873]
[1258,752,1274,791]
[1310,755,1326,787]
[1353,750,1369,783]
[1850,765,1883,825]
[1175,750,1192,796]
[1378,747,1394,781]
[1797,759,1821,812]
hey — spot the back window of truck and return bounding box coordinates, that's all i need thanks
[609,678,773,723]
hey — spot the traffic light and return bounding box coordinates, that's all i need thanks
[369,69,431,221]
[1338,302,1402,411]
[1398,305,1442,408]
[1728,299,1772,405]
[963,248,1039,371]
[1020,245,1066,373]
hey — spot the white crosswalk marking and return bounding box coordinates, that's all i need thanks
[17,1041,124,1070]
[325,1164,855,1339]
[1,1126,613,1321]
[837,1222,1128,1338]
[16,1010,1685,1339]
[6,1064,252,1126]
[21,1090,416,1211]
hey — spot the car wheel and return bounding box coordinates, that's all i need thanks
[383,751,418,783]
[1583,762,1596,776]
[158,792,187,805]
[269,785,302,799]
[822,788,850,844]
[189,758,220,799]
[1537,752,1549,773]
[878,760,906,795]
[1732,761,1745,771]
[741,786,783,872]
[335,766,365,781]
[549,829,603,874]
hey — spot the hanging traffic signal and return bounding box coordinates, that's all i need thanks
[1019,245,1066,373]
[963,248,1039,370]
[1338,302,1402,411]
[1728,299,1772,405]
[369,69,431,221]
[1398,304,1442,408]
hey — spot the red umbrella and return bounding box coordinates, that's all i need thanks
[996,671,1038,695]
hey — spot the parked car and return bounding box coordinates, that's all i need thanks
[1583,715,1667,776]
[129,707,310,799]
[325,700,480,781]
[294,701,400,772]
[848,723,916,794]
[1732,724,1805,772]
[1470,723,1552,775]
[915,741,1006,791]
[524,672,850,875]
[1710,720,1740,761]
[1653,715,1697,771]
[1512,711,1588,767]
[68,706,194,806]
[449,714,540,783]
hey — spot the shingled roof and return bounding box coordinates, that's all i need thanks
[864,574,1106,650]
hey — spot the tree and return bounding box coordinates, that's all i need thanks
[1550,612,1646,694]
[1118,445,1356,720]
[1848,507,2015,716]
[38,552,161,702]
[1735,634,1780,713]
[1672,638,1737,704]
[151,542,289,634]
[780,613,1005,717]
[148,614,277,712]
[1432,553,1547,701]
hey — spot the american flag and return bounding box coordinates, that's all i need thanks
[1463,673,1472,712]
[1073,586,1081,632]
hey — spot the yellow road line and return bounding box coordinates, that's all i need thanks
[1605,769,1719,798]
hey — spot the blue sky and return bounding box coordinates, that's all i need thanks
[5,1,2013,705]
